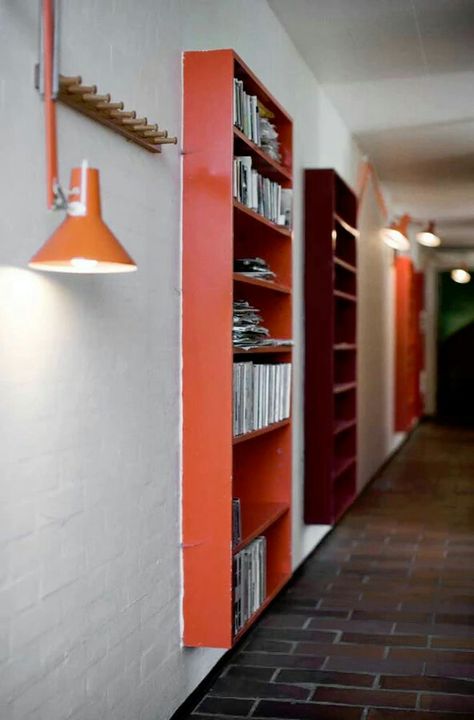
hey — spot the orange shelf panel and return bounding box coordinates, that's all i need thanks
[233,503,289,554]
[233,272,291,294]
[233,419,291,445]
[233,200,292,238]
[233,345,293,355]
[233,127,292,183]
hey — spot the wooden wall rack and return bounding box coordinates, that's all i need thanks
[182,49,293,648]
[304,169,359,525]
[58,75,177,153]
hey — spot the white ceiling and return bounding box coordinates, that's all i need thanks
[269,0,474,248]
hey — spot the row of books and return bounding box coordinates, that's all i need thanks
[233,78,261,145]
[234,536,266,634]
[234,155,290,226]
[233,79,282,163]
[233,362,292,436]
[232,498,242,548]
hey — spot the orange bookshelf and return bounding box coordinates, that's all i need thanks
[182,49,293,648]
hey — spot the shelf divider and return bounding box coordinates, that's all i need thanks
[233,503,289,555]
[233,418,291,445]
[333,382,356,394]
[233,200,292,238]
[233,272,291,294]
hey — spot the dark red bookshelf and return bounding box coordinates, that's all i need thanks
[304,169,358,524]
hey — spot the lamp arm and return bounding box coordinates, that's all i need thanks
[42,0,66,209]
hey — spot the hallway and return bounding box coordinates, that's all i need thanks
[186,423,474,719]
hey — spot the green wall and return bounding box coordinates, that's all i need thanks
[438,271,474,342]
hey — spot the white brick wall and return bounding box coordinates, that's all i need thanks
[0,1,186,718]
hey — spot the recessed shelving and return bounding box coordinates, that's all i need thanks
[183,49,292,649]
[233,127,292,182]
[305,169,358,525]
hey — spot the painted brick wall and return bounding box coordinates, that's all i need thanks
[0,2,185,718]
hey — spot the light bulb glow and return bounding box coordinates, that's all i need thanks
[380,227,410,251]
[451,268,471,284]
[417,231,441,247]
[70,257,99,270]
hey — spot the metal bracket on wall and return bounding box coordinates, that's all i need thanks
[56,74,177,154]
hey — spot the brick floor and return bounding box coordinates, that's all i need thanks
[186,423,474,718]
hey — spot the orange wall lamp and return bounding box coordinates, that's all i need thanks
[356,160,410,252]
[29,0,136,274]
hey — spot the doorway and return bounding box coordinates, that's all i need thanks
[437,270,474,424]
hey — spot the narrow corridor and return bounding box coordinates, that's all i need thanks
[187,423,474,719]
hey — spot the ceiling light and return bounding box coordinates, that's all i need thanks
[416,221,441,248]
[380,214,410,251]
[450,268,471,284]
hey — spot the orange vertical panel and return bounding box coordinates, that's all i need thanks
[182,50,234,648]
[395,257,417,431]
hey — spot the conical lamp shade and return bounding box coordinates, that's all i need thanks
[29,166,136,273]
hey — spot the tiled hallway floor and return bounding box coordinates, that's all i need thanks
[186,423,474,719]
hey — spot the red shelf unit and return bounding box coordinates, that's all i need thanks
[394,257,423,430]
[182,49,293,648]
[304,169,358,525]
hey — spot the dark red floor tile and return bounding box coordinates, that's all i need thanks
[196,697,254,716]
[431,636,474,650]
[311,687,416,708]
[236,653,326,670]
[380,674,474,694]
[209,676,310,701]
[324,657,424,675]
[367,710,474,720]
[243,638,294,653]
[255,628,337,643]
[340,632,426,647]
[294,642,385,659]
[251,699,362,719]
[420,693,474,712]
[275,669,375,687]
[225,666,275,681]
